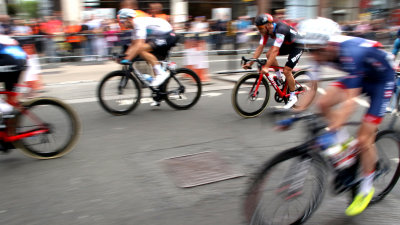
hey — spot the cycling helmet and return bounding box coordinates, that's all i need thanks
[295,17,341,46]
[255,13,274,26]
[117,8,136,20]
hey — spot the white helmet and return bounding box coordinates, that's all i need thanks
[117,8,136,20]
[295,17,341,46]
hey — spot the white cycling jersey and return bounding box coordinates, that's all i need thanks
[131,17,173,40]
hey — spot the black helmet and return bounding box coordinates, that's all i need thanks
[255,13,274,26]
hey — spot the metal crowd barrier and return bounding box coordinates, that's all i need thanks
[10,30,396,64]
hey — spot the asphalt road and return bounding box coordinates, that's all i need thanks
[1,62,400,225]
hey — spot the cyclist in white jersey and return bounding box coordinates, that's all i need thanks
[118,9,178,95]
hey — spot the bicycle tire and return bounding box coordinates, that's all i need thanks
[232,73,270,118]
[370,130,400,204]
[292,70,317,110]
[244,148,327,225]
[11,97,81,159]
[163,68,202,110]
[97,70,141,115]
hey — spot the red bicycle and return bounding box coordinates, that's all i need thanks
[232,57,317,118]
[0,84,80,159]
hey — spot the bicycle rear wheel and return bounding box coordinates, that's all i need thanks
[163,68,202,110]
[97,70,141,115]
[370,130,400,204]
[11,98,80,159]
[293,70,317,110]
[244,148,327,225]
[232,73,270,118]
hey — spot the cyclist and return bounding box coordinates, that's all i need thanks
[295,17,395,216]
[392,28,400,71]
[0,35,26,115]
[243,13,303,109]
[117,8,178,106]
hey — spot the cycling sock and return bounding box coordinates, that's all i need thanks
[290,91,296,98]
[360,170,375,195]
[153,64,166,76]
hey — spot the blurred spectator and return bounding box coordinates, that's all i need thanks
[190,16,208,33]
[236,16,251,49]
[104,20,120,57]
[12,19,32,46]
[120,0,149,17]
[64,21,83,61]
[86,15,107,61]
[149,3,170,22]
[274,9,286,23]
[41,16,63,62]
[354,20,373,39]
[0,15,12,35]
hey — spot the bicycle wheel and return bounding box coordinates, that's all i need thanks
[163,68,202,110]
[370,130,400,204]
[293,70,317,110]
[11,98,80,159]
[244,148,327,225]
[232,73,270,118]
[97,70,141,115]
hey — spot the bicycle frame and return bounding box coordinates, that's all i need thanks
[121,62,185,96]
[0,90,49,143]
[252,65,305,99]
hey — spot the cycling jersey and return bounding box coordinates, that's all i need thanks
[320,36,395,124]
[131,17,173,40]
[130,17,177,60]
[259,22,302,69]
[259,22,297,48]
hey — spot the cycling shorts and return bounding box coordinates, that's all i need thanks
[147,32,178,60]
[332,77,394,125]
[0,54,25,91]
[277,44,303,69]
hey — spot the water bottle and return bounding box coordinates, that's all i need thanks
[143,74,153,83]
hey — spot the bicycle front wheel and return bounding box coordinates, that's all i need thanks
[97,70,141,115]
[232,73,270,118]
[371,130,400,204]
[11,98,81,159]
[163,68,202,110]
[293,70,317,110]
[244,149,327,225]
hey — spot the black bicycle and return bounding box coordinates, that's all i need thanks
[97,55,202,115]
[243,113,400,225]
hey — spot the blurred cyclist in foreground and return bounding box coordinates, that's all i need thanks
[296,17,395,216]
[243,13,303,109]
[0,35,26,116]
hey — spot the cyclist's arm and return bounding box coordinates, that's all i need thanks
[264,46,279,69]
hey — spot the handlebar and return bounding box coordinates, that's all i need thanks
[241,56,267,67]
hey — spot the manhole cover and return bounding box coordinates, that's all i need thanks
[162,151,244,188]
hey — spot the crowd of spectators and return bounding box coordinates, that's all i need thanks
[0,7,399,63]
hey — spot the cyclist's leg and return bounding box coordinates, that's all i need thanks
[317,84,347,120]
[346,80,393,216]
[284,47,303,92]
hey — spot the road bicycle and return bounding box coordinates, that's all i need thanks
[243,112,400,225]
[97,55,202,115]
[0,84,80,159]
[232,57,317,118]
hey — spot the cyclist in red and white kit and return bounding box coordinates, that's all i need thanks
[243,13,303,109]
